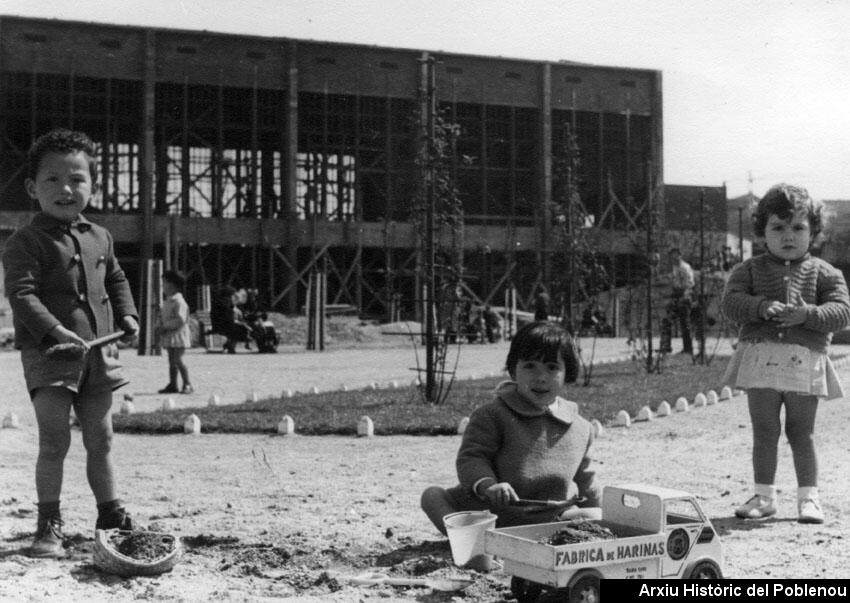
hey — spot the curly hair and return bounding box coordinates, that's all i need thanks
[752,183,822,238]
[27,128,98,181]
[504,321,580,383]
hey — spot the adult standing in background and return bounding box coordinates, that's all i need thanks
[667,248,695,354]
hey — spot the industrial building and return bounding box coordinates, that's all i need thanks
[0,15,664,329]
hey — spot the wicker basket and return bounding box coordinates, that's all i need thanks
[93,529,182,577]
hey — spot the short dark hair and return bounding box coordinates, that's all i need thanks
[753,183,822,238]
[163,269,186,289]
[27,128,98,182]
[505,321,580,383]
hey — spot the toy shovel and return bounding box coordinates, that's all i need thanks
[43,331,128,361]
[349,571,473,592]
[513,495,586,513]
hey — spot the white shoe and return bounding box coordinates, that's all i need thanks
[735,494,776,519]
[798,498,824,524]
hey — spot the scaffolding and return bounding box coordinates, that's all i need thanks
[0,15,664,326]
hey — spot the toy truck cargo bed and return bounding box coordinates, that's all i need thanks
[486,520,663,587]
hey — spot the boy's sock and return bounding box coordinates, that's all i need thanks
[96,499,133,530]
[96,499,122,516]
[37,500,61,519]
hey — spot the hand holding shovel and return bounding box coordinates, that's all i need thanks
[43,331,129,361]
[512,495,586,514]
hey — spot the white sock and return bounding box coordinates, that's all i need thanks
[798,486,819,502]
[754,484,776,499]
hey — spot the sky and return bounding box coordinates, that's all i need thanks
[3,0,849,200]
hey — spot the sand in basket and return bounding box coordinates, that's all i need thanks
[443,510,496,572]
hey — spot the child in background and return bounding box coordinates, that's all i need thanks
[421,321,601,534]
[156,269,193,394]
[721,183,850,524]
[2,128,139,557]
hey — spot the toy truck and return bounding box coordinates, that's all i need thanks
[484,483,723,603]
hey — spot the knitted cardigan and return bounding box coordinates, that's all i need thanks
[455,381,600,525]
[721,252,850,353]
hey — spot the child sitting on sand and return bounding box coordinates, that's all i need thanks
[420,321,602,534]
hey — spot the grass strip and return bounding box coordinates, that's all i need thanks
[113,356,730,435]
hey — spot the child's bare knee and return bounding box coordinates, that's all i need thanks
[38,434,71,460]
[420,486,446,511]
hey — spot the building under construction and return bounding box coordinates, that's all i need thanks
[0,15,664,326]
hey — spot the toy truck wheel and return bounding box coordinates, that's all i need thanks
[510,577,544,603]
[687,559,723,579]
[569,575,600,603]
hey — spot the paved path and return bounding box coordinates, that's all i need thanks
[0,335,745,426]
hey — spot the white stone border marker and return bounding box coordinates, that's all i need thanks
[674,397,689,412]
[357,415,374,437]
[591,419,604,437]
[183,414,201,435]
[277,415,295,435]
[636,406,654,421]
[656,401,672,417]
[613,410,631,427]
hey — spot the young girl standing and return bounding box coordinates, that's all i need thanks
[421,321,601,534]
[156,270,193,394]
[721,183,850,524]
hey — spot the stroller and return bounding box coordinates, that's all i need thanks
[245,312,280,353]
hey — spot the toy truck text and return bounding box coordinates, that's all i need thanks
[485,484,723,602]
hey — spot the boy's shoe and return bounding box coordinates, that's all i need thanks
[798,498,824,524]
[30,515,65,558]
[735,494,776,519]
[96,507,133,531]
[181,384,194,394]
[158,384,179,394]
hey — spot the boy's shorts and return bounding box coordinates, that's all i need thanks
[21,342,129,398]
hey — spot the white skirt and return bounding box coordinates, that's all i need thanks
[723,341,845,400]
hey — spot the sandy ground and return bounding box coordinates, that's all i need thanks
[2,335,850,602]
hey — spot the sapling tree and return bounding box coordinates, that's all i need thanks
[550,124,609,385]
[413,64,469,403]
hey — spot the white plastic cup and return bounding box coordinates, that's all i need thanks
[443,510,497,572]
